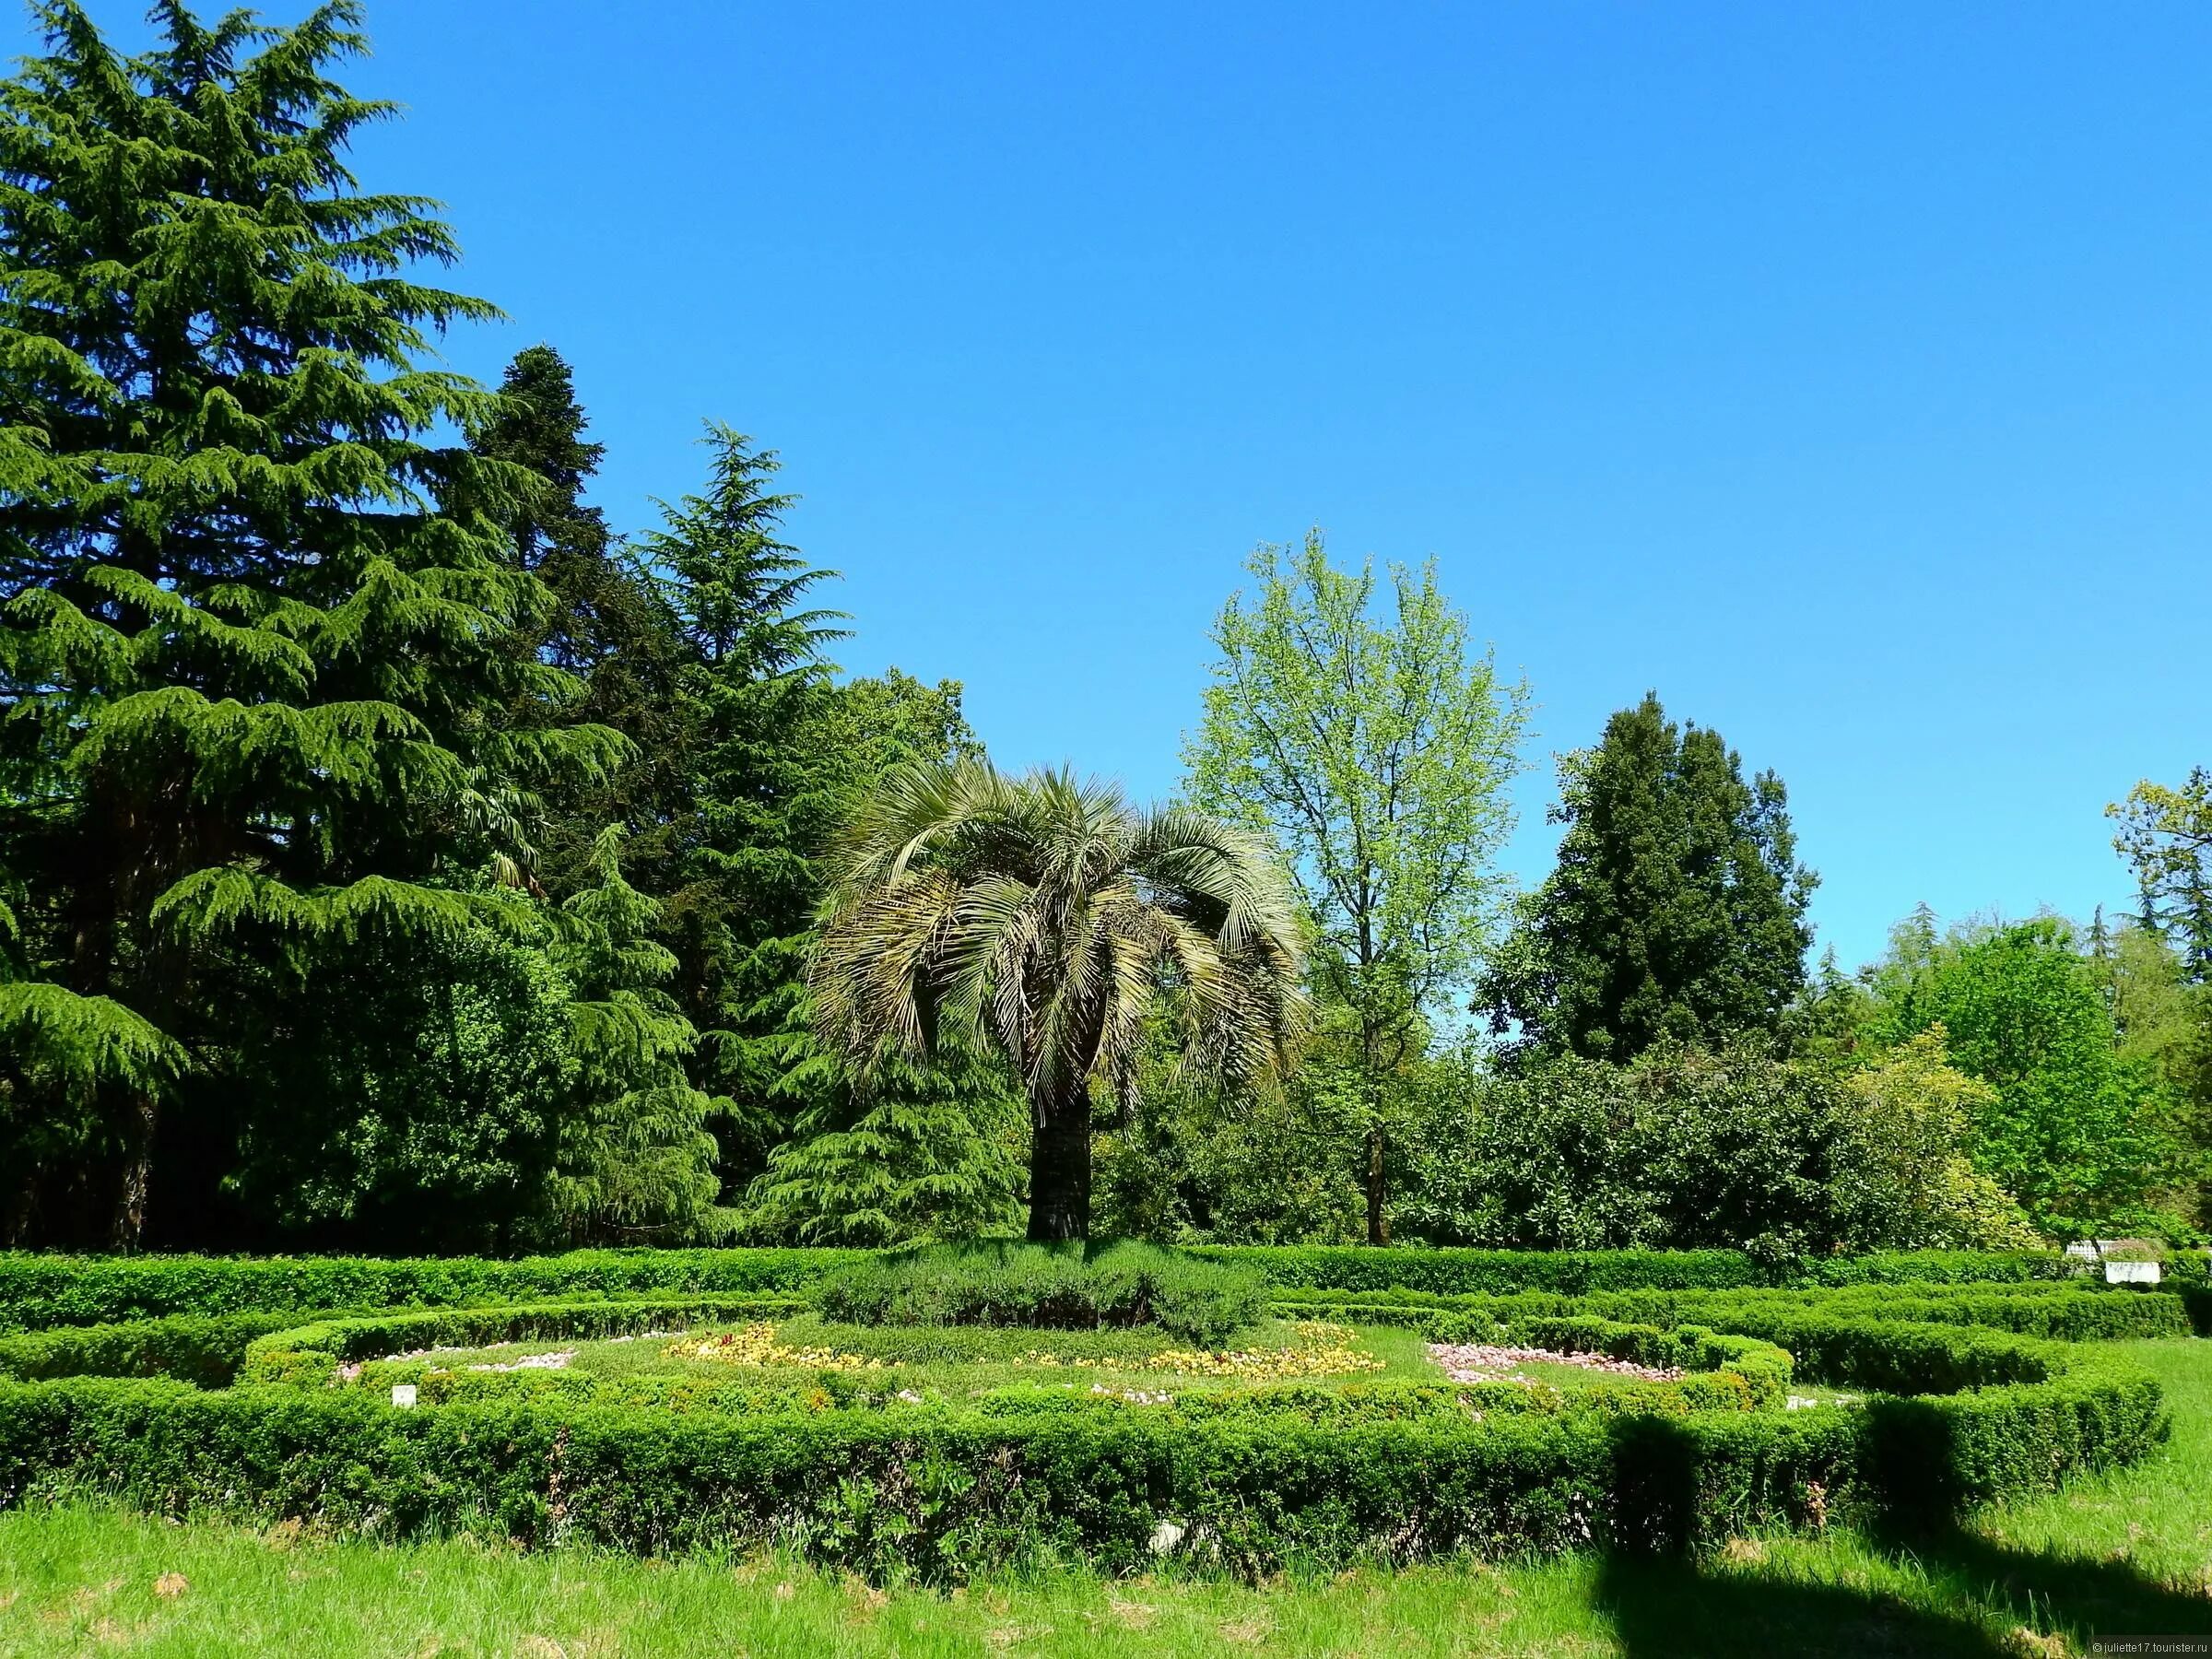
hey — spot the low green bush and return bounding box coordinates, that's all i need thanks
[0,1269,2173,1581]
[1269,1282,2195,1346]
[0,1312,307,1387]
[241,1297,806,1387]
[816,1241,1266,1346]
[0,1246,2096,1331]
[0,1250,851,1332]
[0,1323,2153,1578]
[1193,1246,2079,1298]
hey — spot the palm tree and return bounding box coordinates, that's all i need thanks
[811,760,1307,1241]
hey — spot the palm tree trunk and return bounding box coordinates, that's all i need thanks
[1027,1086,1092,1241]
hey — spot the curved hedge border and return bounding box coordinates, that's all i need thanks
[238,1300,1792,1421]
[3,1245,2165,1333]
[1270,1283,2203,1345]
[239,1296,808,1387]
[0,1281,2171,1578]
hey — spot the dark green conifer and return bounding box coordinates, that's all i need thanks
[1478,692,1816,1065]
[0,1,618,1243]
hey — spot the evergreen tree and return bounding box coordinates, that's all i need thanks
[544,828,725,1241]
[1477,693,1816,1065]
[742,1052,1025,1245]
[631,427,845,1182]
[0,1,619,1244]
[466,346,686,891]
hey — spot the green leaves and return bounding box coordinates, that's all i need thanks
[1479,693,1816,1066]
[0,1,611,1244]
[814,759,1308,1239]
[1186,533,1531,1053]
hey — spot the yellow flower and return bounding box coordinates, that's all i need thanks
[665,1324,881,1372]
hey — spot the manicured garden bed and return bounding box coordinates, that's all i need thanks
[0,1246,2181,1581]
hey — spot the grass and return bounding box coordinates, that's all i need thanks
[362,1317,1441,1398]
[1,1338,2203,1656]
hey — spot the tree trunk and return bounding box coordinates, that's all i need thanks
[1027,1088,1092,1241]
[1365,1124,1389,1245]
[112,1090,158,1252]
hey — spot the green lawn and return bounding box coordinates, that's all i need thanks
[2,1339,2205,1657]
[352,1315,1438,1400]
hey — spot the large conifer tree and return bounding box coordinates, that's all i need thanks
[0,1,618,1244]
[1477,693,1815,1065]
[628,428,846,1182]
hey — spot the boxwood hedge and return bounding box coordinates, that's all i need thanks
[0,1245,2146,1332]
[0,1265,2174,1580]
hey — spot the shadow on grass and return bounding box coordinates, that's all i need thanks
[1594,1549,2004,1658]
[1589,1404,2211,1656]
[1595,1527,2212,1658]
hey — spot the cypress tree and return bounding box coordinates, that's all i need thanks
[0,2,619,1244]
[1478,692,1816,1064]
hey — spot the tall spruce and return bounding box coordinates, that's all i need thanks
[467,344,685,893]
[1478,692,1816,1064]
[545,828,725,1241]
[0,1,618,1245]
[632,427,846,1182]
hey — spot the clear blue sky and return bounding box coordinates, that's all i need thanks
[27,2,2210,972]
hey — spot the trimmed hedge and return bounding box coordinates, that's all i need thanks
[0,1245,2183,1580]
[0,1284,2168,1578]
[1269,1283,2198,1346]
[1191,1247,2084,1297]
[0,1246,2109,1332]
[0,1249,850,1333]
[0,1321,2154,1577]
[240,1297,807,1388]
[0,1312,308,1388]
[816,1241,1266,1345]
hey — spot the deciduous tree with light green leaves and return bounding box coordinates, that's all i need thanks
[1183,532,1530,1242]
[2112,768,2212,979]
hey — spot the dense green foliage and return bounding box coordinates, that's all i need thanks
[1477,694,1816,1065]
[0,0,625,1247]
[816,1241,1267,1345]
[0,1242,2112,1335]
[0,0,2202,1261]
[1805,908,2200,1235]
[1185,533,1532,1241]
[1396,1038,2035,1255]
[0,1253,2179,1582]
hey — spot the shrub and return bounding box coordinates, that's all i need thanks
[0,1249,851,1332]
[1190,1246,2077,1297]
[816,1241,1267,1346]
[0,1270,2178,1582]
[1267,1282,2195,1345]
[0,1312,306,1387]
[0,1245,2097,1332]
[0,1316,2158,1578]
[239,1297,808,1387]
